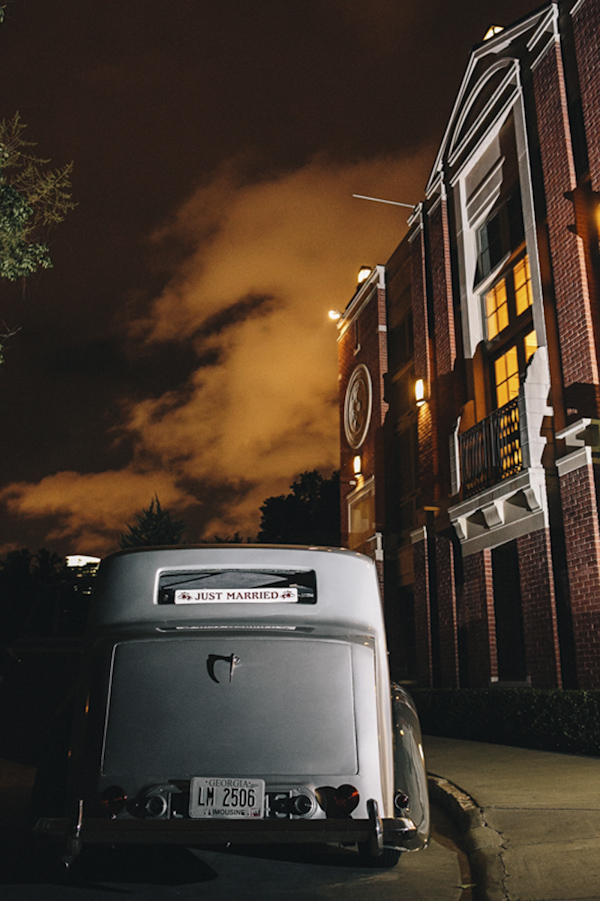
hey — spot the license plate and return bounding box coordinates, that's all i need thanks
[189,777,265,818]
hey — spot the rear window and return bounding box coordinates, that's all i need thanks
[157,569,317,605]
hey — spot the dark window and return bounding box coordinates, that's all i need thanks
[492,542,527,681]
[158,569,317,604]
[478,211,503,280]
[476,189,524,283]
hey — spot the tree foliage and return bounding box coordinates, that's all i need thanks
[0,547,92,642]
[119,496,186,549]
[0,112,75,283]
[257,470,340,547]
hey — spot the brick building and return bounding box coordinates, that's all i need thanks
[336,0,600,689]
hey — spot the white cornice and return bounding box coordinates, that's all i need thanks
[425,4,552,194]
[528,5,560,71]
[447,60,518,169]
[337,264,385,339]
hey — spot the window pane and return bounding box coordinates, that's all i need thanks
[514,255,533,315]
[478,213,502,280]
[496,381,508,408]
[507,191,525,248]
[524,329,537,362]
[486,278,508,339]
[495,345,519,407]
[349,490,375,552]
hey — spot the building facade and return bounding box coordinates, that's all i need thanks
[336,0,600,689]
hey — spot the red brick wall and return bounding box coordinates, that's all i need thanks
[410,222,439,505]
[572,0,600,192]
[558,459,600,687]
[517,529,562,688]
[428,194,458,499]
[410,224,431,386]
[532,39,599,410]
[462,550,497,686]
[436,534,460,687]
[412,533,433,687]
[429,197,456,377]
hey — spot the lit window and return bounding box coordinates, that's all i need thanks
[514,255,533,316]
[495,346,519,407]
[524,329,537,363]
[483,24,504,40]
[486,278,509,339]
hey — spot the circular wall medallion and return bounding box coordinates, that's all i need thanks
[344,364,373,449]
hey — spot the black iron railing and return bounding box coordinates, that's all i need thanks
[459,397,522,498]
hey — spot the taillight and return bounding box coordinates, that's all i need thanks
[100,785,127,818]
[315,784,360,818]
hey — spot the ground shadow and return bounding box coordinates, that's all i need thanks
[0,830,218,887]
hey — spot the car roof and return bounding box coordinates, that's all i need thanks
[88,545,384,633]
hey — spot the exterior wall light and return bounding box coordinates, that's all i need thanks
[353,454,362,476]
[357,266,372,284]
[415,378,426,406]
[483,24,504,40]
[328,309,342,321]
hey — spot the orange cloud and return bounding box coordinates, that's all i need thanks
[0,470,197,557]
[2,151,433,551]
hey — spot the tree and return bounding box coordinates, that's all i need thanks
[1,6,75,297]
[0,546,67,641]
[257,470,340,546]
[119,497,186,549]
[0,113,75,282]
[0,100,76,362]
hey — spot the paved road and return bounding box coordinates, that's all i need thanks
[0,811,471,901]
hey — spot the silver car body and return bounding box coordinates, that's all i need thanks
[35,546,429,864]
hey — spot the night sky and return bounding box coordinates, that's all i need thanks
[0,0,533,556]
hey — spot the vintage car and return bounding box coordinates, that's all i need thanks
[32,545,429,868]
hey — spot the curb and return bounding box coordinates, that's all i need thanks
[428,774,507,901]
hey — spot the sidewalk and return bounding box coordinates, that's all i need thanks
[424,736,600,901]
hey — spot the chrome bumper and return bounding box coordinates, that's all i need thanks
[34,811,422,853]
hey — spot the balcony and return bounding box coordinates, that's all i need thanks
[459,396,522,498]
[449,349,551,555]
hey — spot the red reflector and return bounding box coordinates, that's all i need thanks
[100,785,127,817]
[333,784,360,815]
[315,784,360,817]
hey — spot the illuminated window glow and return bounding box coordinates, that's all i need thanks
[485,278,509,339]
[524,329,537,363]
[483,24,504,40]
[495,346,519,407]
[514,255,533,316]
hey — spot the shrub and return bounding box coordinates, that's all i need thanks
[409,688,600,756]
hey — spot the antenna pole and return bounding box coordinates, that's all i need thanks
[352,194,415,209]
